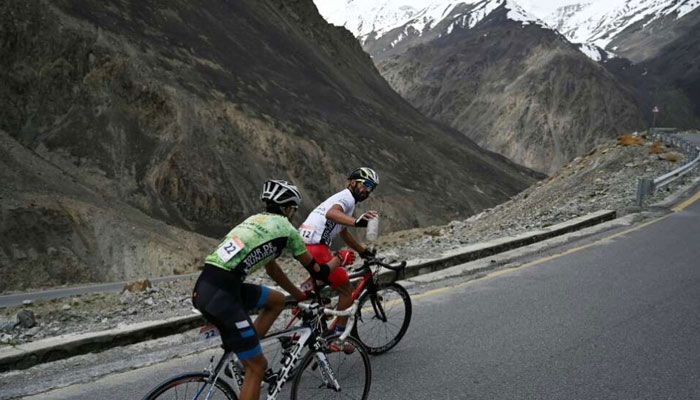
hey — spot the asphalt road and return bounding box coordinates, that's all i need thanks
[0,273,198,308]
[21,190,700,400]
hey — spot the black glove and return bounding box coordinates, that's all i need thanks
[354,212,375,227]
[359,248,376,259]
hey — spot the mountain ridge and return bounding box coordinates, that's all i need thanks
[0,0,539,291]
[316,0,699,172]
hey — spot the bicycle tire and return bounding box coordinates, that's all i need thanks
[141,372,237,400]
[352,283,412,354]
[290,335,371,400]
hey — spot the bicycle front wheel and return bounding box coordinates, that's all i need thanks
[291,335,371,400]
[141,372,237,400]
[353,283,412,354]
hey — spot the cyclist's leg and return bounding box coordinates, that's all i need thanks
[192,267,268,399]
[331,274,353,331]
[240,353,267,400]
[244,284,285,337]
[305,244,354,330]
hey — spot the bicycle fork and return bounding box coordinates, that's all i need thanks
[352,294,387,328]
[200,353,234,400]
[315,351,341,392]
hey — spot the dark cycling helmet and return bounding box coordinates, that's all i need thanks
[348,167,379,186]
[261,180,302,207]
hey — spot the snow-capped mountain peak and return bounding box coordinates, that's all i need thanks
[538,0,700,50]
[314,0,700,61]
[315,0,545,46]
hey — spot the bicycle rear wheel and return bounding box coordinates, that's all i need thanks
[141,372,237,400]
[352,283,412,354]
[291,335,371,400]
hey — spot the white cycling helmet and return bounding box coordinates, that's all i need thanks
[348,167,379,186]
[261,180,302,207]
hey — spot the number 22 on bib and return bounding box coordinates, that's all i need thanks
[216,236,245,262]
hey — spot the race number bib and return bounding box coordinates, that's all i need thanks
[216,236,245,262]
[299,224,315,241]
[199,324,220,341]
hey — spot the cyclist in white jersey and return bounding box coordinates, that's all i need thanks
[299,167,379,333]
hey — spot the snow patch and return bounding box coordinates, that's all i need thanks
[577,42,603,61]
[677,0,700,18]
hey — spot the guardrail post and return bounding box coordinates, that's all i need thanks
[636,177,655,207]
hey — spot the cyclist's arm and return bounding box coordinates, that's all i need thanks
[325,204,356,226]
[339,228,367,254]
[265,260,306,301]
[327,205,378,227]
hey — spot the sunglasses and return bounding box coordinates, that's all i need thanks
[358,180,376,190]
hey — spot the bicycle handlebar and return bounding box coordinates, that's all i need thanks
[349,257,407,279]
[296,300,359,341]
[295,299,357,316]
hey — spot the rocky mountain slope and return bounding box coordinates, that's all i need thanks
[544,1,700,129]
[610,7,700,122]
[376,4,646,173]
[0,129,216,292]
[316,0,700,173]
[0,0,539,291]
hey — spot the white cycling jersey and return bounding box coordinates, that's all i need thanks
[299,189,356,246]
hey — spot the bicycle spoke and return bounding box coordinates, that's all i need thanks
[354,283,411,354]
[292,336,370,400]
[141,373,235,400]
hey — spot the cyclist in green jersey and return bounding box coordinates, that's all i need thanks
[192,180,353,400]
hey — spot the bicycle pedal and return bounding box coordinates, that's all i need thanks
[263,368,278,385]
[328,342,356,354]
[263,371,280,394]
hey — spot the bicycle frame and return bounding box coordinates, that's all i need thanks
[284,258,406,332]
[202,301,358,400]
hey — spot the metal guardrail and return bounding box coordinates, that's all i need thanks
[636,128,700,206]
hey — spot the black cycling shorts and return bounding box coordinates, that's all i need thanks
[192,264,270,360]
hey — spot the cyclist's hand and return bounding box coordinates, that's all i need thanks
[293,290,308,302]
[359,248,376,259]
[336,249,356,266]
[302,290,315,301]
[354,211,378,227]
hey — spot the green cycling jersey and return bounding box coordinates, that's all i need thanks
[204,213,307,276]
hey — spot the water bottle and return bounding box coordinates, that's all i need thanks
[366,215,379,242]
